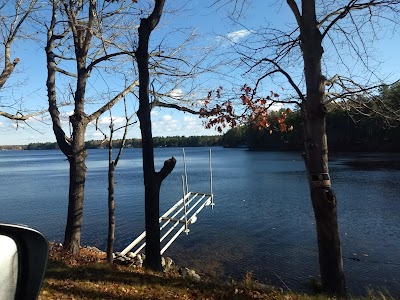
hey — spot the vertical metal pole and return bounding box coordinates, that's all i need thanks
[182,175,189,233]
[209,149,214,208]
[183,148,189,195]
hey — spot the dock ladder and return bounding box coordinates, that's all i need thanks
[120,149,214,256]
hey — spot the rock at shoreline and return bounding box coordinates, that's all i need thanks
[112,252,174,271]
[165,257,173,270]
[179,267,201,282]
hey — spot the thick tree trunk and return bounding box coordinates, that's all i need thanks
[136,72,163,270]
[136,17,162,272]
[135,0,167,272]
[107,161,116,263]
[301,0,347,296]
[143,180,162,269]
[302,110,347,297]
[63,119,87,254]
[47,1,131,257]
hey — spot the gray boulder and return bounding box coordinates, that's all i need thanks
[165,257,173,268]
[161,256,166,267]
[179,267,200,282]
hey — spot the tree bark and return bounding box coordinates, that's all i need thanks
[63,114,88,254]
[300,0,347,296]
[46,0,136,255]
[136,11,161,273]
[302,103,347,296]
[135,0,174,271]
[61,26,90,253]
[107,159,116,264]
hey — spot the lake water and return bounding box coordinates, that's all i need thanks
[0,147,399,296]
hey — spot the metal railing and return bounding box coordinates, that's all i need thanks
[120,149,214,256]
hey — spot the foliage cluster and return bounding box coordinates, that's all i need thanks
[223,102,400,152]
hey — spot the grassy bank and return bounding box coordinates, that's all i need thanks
[38,244,394,300]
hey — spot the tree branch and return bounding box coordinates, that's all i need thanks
[0,109,45,121]
[250,57,305,103]
[152,98,223,116]
[46,0,72,158]
[320,0,357,38]
[286,0,303,30]
[0,58,20,89]
[156,157,176,183]
[88,79,139,122]
[54,66,78,77]
[86,51,134,73]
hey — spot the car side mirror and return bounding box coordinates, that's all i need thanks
[0,224,48,300]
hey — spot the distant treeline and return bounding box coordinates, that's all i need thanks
[17,107,400,153]
[222,107,400,152]
[26,135,223,150]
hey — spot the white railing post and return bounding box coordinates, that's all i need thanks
[183,148,189,195]
[182,175,189,233]
[121,150,215,256]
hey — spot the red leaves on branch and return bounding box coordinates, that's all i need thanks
[200,84,292,133]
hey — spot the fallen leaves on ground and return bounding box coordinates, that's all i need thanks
[38,243,342,300]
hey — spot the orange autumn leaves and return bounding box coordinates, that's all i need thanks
[200,84,292,133]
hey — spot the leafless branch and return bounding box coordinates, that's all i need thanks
[86,51,134,73]
[88,79,139,122]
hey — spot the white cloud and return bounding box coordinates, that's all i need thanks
[86,131,107,141]
[268,102,284,112]
[150,112,215,137]
[183,116,194,122]
[91,131,104,137]
[167,88,184,99]
[182,116,198,130]
[153,114,179,133]
[58,110,73,123]
[111,130,125,140]
[226,29,252,43]
[98,116,125,126]
[162,115,173,122]
[151,110,159,116]
[196,99,207,106]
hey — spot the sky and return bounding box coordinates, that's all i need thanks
[0,0,399,145]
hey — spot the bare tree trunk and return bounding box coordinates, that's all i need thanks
[46,0,138,255]
[64,120,87,254]
[107,159,116,263]
[136,13,161,273]
[301,0,347,296]
[107,122,116,264]
[135,0,169,272]
[302,108,347,296]
[143,179,162,269]
[106,100,132,264]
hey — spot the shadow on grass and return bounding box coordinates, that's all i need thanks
[43,260,251,300]
[46,260,173,286]
[43,282,144,300]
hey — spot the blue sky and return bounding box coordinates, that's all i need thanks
[0,0,399,145]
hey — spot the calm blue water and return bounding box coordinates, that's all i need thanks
[0,147,399,296]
